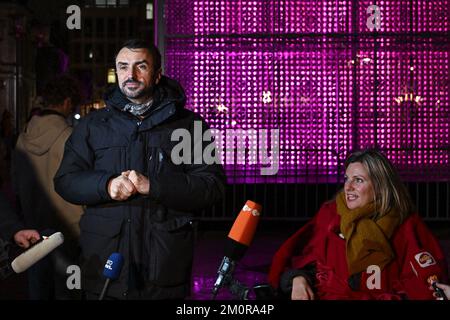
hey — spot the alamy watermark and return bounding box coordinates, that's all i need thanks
[66,5,81,30]
[66,264,81,290]
[171,121,280,176]
[366,5,381,31]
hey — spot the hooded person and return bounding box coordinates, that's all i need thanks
[54,39,226,300]
[13,74,85,299]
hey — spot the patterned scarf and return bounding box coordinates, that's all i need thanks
[336,191,400,276]
[123,98,154,117]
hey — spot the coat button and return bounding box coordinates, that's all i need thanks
[127,218,131,223]
[123,291,128,297]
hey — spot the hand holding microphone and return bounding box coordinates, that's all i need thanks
[13,229,40,249]
[410,250,448,300]
[1,231,64,280]
[11,231,64,273]
[428,282,450,300]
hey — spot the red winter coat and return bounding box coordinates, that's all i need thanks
[268,201,448,300]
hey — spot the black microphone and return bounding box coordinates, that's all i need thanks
[99,253,124,300]
[429,276,448,300]
[211,200,262,299]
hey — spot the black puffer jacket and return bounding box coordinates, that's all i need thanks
[54,76,226,299]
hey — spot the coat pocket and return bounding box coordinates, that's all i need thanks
[79,213,124,260]
[145,216,195,287]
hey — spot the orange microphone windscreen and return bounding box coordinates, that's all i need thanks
[227,200,262,247]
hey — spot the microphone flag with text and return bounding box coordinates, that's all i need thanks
[211,200,262,299]
[99,252,124,300]
[410,250,447,300]
[1,232,64,280]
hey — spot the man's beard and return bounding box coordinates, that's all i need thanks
[120,80,153,100]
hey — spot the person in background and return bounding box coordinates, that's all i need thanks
[13,74,85,299]
[0,190,40,298]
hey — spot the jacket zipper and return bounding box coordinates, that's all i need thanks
[139,120,156,280]
[127,120,143,294]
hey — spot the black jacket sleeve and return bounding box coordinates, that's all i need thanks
[0,192,24,242]
[54,118,116,206]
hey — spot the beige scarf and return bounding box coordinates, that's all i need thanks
[336,191,400,276]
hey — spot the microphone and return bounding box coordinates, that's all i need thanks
[11,232,64,274]
[410,250,447,300]
[211,200,262,299]
[1,232,64,280]
[99,253,124,300]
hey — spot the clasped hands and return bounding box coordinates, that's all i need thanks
[107,170,150,201]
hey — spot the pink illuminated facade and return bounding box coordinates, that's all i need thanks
[160,0,450,183]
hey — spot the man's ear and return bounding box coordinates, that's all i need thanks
[154,68,162,85]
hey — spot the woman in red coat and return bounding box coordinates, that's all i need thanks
[268,149,448,300]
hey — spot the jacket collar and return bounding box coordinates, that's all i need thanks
[103,76,186,131]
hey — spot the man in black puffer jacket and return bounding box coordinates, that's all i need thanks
[54,39,226,299]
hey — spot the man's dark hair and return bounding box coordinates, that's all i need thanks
[116,39,162,72]
[42,74,82,108]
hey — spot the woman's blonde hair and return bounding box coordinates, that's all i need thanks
[344,149,415,223]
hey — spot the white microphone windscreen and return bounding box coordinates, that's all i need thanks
[11,232,64,273]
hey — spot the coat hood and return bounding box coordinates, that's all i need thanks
[103,75,186,113]
[19,114,70,156]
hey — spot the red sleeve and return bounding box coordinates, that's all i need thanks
[267,202,335,289]
[393,213,448,300]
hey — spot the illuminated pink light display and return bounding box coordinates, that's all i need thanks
[163,0,450,183]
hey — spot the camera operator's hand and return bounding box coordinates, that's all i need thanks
[14,230,40,249]
[429,282,450,300]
